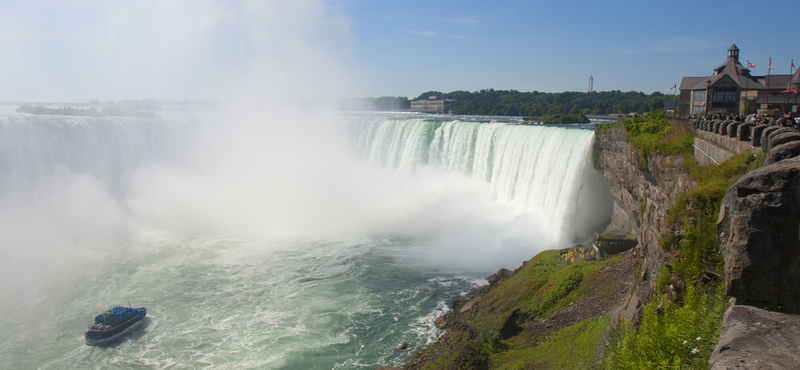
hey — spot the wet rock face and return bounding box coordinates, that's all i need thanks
[717,157,800,313]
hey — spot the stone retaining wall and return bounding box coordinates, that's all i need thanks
[694,137,734,165]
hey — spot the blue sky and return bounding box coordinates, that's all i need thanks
[1,0,797,102]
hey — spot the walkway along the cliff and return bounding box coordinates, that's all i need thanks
[688,118,800,166]
[683,118,800,369]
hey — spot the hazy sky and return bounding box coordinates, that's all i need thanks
[1,0,797,102]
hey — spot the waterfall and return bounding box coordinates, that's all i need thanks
[0,111,613,273]
[344,116,613,246]
[0,112,197,198]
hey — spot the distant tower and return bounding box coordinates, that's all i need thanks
[589,75,594,92]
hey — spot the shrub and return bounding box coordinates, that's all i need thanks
[604,283,728,370]
[618,109,695,163]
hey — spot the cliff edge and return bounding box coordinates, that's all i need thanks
[711,156,800,369]
[593,126,696,327]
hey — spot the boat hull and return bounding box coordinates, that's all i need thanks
[85,316,145,346]
[84,307,147,346]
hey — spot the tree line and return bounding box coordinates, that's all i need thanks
[413,89,669,116]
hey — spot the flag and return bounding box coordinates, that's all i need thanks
[747,63,756,68]
[670,83,676,90]
[769,57,772,71]
[793,61,796,71]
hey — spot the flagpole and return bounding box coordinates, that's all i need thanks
[673,82,678,117]
[745,60,749,115]
[768,57,772,104]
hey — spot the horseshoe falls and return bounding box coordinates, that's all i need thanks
[344,116,613,248]
[0,108,612,369]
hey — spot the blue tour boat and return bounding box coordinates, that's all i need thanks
[85,305,146,346]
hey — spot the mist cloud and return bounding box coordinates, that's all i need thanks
[0,0,353,102]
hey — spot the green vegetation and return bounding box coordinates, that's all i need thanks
[338,96,410,111]
[596,109,695,164]
[662,152,764,280]
[468,251,613,332]
[745,98,756,115]
[523,113,590,124]
[595,120,622,134]
[604,284,728,369]
[601,112,765,369]
[638,191,647,218]
[414,89,668,116]
[495,316,609,369]
[418,250,624,370]
[625,109,695,161]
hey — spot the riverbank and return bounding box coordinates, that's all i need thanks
[399,248,637,369]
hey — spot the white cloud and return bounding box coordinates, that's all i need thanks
[405,30,473,40]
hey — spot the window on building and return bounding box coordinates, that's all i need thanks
[713,91,736,103]
[711,83,737,112]
[692,91,706,104]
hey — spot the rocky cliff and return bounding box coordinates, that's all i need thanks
[593,127,696,326]
[711,156,800,369]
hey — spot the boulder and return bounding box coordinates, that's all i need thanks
[487,268,514,286]
[751,125,768,147]
[727,122,742,138]
[717,157,800,313]
[499,308,523,339]
[767,132,800,153]
[760,126,784,150]
[765,140,800,165]
[720,121,732,135]
[710,301,800,370]
[737,123,755,142]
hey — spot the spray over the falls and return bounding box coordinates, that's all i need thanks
[0,109,613,369]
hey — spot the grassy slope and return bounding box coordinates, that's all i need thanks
[470,251,610,334]
[496,316,609,369]
[416,251,626,370]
